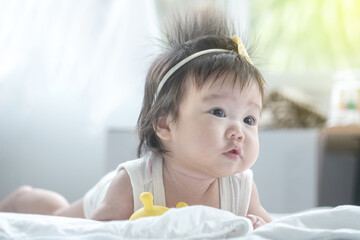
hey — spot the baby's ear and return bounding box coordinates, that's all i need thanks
[153,116,172,141]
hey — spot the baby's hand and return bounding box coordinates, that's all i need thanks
[246,214,266,230]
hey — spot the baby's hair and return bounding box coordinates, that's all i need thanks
[137,4,265,157]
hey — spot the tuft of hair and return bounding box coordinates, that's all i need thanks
[136,4,265,157]
[163,5,233,48]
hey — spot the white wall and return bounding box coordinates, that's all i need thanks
[0,0,159,202]
[254,129,320,213]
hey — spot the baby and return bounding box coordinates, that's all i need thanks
[0,5,271,229]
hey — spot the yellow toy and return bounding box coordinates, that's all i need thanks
[129,192,187,220]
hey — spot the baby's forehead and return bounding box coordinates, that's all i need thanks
[180,78,262,113]
[189,73,259,94]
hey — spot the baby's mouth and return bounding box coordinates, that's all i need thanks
[223,147,241,160]
[230,148,240,154]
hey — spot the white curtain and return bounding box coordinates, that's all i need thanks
[0,0,159,130]
[0,0,159,201]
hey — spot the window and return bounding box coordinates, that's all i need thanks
[249,0,360,72]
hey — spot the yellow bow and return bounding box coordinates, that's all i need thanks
[232,35,253,64]
[232,35,266,86]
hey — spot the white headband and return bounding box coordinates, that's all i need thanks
[153,49,231,103]
[152,35,265,104]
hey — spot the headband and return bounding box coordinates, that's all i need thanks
[153,35,263,104]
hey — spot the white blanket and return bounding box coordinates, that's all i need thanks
[236,205,360,240]
[0,205,359,239]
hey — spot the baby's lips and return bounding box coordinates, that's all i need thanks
[229,146,242,156]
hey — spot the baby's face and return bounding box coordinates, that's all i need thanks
[165,76,262,178]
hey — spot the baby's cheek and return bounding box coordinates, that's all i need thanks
[196,124,220,143]
[249,135,260,157]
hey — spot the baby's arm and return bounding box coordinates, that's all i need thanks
[91,169,134,221]
[246,181,272,229]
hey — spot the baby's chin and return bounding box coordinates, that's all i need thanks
[216,167,247,178]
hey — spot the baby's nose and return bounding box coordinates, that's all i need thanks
[226,126,245,142]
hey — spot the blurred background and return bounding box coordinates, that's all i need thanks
[0,0,359,213]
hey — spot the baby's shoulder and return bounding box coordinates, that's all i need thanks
[91,169,134,220]
[115,155,151,172]
[113,168,132,187]
[106,168,133,205]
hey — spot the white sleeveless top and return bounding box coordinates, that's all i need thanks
[83,152,253,219]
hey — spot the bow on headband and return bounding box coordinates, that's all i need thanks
[232,35,253,65]
[232,35,266,86]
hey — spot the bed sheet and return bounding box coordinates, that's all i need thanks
[0,205,359,239]
[236,205,360,240]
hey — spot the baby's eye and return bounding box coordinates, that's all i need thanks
[209,108,226,118]
[244,116,256,126]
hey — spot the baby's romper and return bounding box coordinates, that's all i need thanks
[83,152,253,218]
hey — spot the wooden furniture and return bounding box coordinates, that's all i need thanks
[319,126,360,206]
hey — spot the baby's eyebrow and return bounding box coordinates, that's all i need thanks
[202,93,262,111]
[249,101,262,113]
[201,93,233,102]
